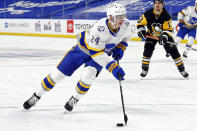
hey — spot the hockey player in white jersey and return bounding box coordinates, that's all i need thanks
[174,0,197,58]
[23,3,134,112]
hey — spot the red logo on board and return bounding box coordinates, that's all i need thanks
[67,20,74,33]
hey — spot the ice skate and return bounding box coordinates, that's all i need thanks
[140,69,148,78]
[180,70,189,78]
[183,48,190,58]
[183,51,188,58]
[23,93,41,110]
[64,96,79,112]
[166,53,170,57]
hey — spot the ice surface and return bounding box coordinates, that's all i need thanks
[0,35,197,131]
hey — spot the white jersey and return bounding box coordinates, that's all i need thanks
[178,6,197,28]
[78,17,134,67]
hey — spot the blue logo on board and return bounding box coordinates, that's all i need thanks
[5,22,8,28]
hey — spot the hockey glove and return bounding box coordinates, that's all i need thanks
[112,42,128,61]
[159,32,169,45]
[178,22,184,29]
[106,61,125,80]
[137,29,146,39]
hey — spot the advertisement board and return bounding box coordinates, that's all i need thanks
[0,19,194,41]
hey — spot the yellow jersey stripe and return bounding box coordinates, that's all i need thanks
[91,51,104,58]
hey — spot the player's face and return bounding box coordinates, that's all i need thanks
[115,14,126,27]
[195,3,197,12]
[154,1,163,12]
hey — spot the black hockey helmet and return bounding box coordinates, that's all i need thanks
[154,0,164,4]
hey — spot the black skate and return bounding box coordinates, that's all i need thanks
[183,48,190,58]
[180,71,189,78]
[64,96,79,112]
[183,52,188,58]
[180,70,189,78]
[23,93,41,110]
[140,69,148,78]
[166,53,170,57]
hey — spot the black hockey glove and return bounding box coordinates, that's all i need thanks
[159,32,169,45]
[137,29,146,39]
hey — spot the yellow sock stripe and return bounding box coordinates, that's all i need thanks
[174,57,181,61]
[47,75,55,86]
[142,61,150,64]
[79,81,90,89]
[176,61,183,66]
[143,56,150,59]
[41,80,51,91]
[175,59,182,63]
[186,43,192,47]
[76,86,87,94]
[142,58,150,61]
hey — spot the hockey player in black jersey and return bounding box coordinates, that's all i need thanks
[137,0,189,78]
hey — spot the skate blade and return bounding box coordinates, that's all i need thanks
[63,110,71,114]
[21,109,30,112]
[140,77,146,80]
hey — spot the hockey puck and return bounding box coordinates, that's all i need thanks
[116,123,124,127]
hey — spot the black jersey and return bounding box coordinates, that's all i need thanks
[137,8,173,39]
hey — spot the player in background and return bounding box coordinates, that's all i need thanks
[137,0,189,78]
[174,0,197,58]
[23,3,134,112]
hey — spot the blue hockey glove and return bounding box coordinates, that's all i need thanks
[106,61,125,80]
[178,22,184,29]
[112,42,128,61]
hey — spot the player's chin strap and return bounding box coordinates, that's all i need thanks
[108,17,117,28]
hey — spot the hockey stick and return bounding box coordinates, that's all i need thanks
[167,41,197,51]
[145,35,197,51]
[116,59,128,126]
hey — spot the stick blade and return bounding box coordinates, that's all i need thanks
[124,114,128,125]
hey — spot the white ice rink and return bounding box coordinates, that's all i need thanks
[0,35,197,131]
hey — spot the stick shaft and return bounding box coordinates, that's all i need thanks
[117,59,128,125]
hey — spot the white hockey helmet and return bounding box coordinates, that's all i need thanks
[106,3,126,24]
[196,0,197,3]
